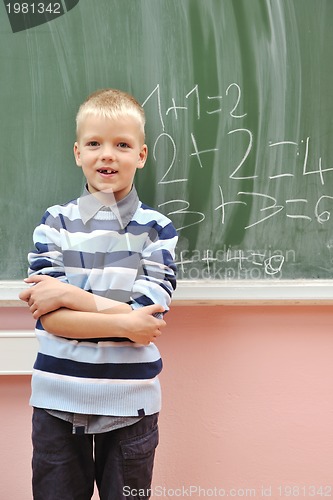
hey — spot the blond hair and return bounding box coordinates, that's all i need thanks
[76,88,146,139]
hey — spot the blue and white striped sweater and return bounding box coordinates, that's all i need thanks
[28,187,177,416]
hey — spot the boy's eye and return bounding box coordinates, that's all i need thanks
[118,142,130,148]
[87,141,99,147]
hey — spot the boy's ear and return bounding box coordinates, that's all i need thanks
[74,142,82,167]
[138,144,148,170]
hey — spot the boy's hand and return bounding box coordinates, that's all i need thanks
[19,275,70,319]
[123,305,166,345]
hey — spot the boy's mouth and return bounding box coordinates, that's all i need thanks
[97,169,117,175]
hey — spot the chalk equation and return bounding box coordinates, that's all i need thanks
[174,247,293,280]
[140,83,333,278]
[142,84,333,231]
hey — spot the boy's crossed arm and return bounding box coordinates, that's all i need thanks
[19,275,165,345]
[21,274,132,318]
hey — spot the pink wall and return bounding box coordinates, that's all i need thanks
[2,305,333,499]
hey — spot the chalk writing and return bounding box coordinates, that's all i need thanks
[174,247,292,279]
[141,83,332,278]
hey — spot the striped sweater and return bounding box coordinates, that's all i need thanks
[28,186,178,417]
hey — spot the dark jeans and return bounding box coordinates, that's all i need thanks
[32,408,159,500]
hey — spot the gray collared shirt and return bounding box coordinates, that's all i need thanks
[78,184,140,227]
[47,409,142,435]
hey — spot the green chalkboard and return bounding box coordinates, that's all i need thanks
[1,0,333,280]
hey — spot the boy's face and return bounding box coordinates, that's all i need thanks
[74,114,147,202]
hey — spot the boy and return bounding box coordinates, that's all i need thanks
[19,89,178,500]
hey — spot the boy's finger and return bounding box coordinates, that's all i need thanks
[24,275,48,284]
[144,304,165,315]
[19,289,30,301]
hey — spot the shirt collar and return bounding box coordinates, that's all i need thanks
[78,185,139,228]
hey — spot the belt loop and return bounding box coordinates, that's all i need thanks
[72,414,88,435]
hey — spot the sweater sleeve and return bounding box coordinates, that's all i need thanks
[28,209,69,282]
[129,219,178,312]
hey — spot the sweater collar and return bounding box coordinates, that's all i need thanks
[78,185,140,228]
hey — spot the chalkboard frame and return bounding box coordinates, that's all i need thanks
[1,280,333,306]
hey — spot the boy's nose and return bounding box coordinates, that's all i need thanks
[100,146,115,162]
